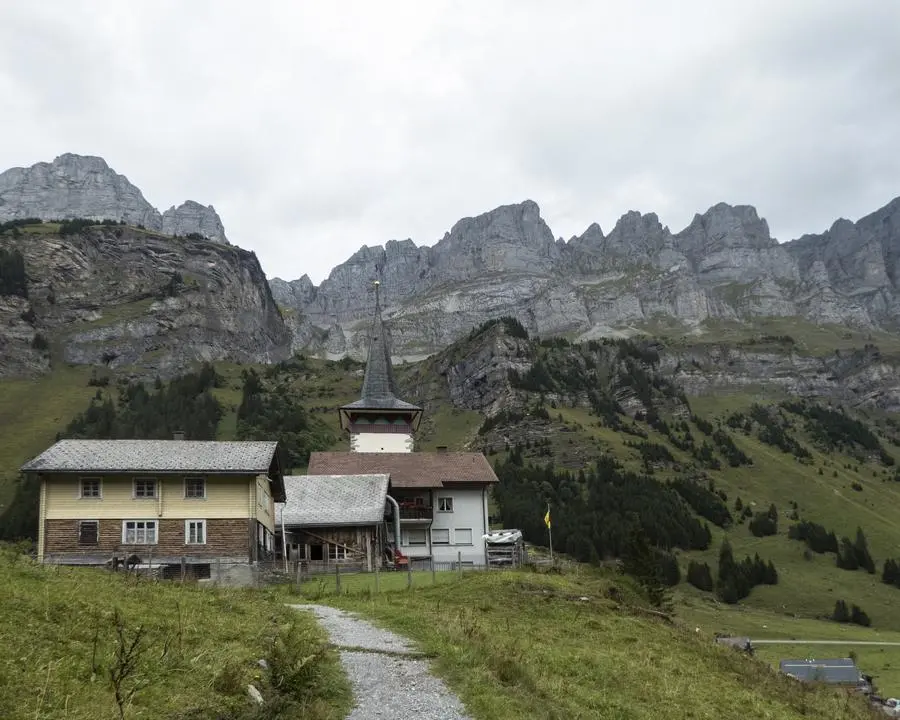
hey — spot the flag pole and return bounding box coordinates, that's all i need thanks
[547,503,554,564]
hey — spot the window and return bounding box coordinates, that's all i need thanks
[122,520,157,545]
[454,528,473,545]
[185,520,206,544]
[133,478,157,499]
[80,478,101,498]
[437,497,454,512]
[78,520,99,545]
[184,477,206,499]
[431,528,450,545]
[402,529,427,546]
[328,543,350,560]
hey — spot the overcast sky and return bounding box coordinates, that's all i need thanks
[1,1,899,284]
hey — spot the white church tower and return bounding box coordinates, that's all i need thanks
[338,281,422,453]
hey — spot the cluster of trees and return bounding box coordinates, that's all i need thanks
[468,316,529,341]
[668,478,732,528]
[716,539,779,604]
[493,450,712,568]
[836,529,876,574]
[711,428,753,467]
[747,405,812,461]
[0,247,27,298]
[882,558,900,588]
[478,405,549,435]
[0,217,44,234]
[59,218,98,236]
[788,520,839,554]
[64,363,225,440]
[686,560,714,591]
[832,600,871,627]
[782,400,894,466]
[236,368,334,468]
[748,504,779,537]
[625,440,676,471]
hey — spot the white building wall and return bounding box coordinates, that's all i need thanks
[351,432,414,453]
[398,488,488,565]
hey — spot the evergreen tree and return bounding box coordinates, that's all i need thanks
[686,560,714,592]
[832,599,850,623]
[621,516,672,611]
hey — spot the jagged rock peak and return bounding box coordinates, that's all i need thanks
[161,200,229,244]
[442,199,552,246]
[0,153,162,229]
[676,202,774,251]
[0,153,230,244]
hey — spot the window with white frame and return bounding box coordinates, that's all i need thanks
[454,528,473,545]
[78,520,99,545]
[402,529,427,546]
[185,520,206,545]
[122,520,157,544]
[437,497,454,512]
[328,543,350,560]
[431,528,450,545]
[184,477,206,499]
[133,478,157,499]
[80,478,102,498]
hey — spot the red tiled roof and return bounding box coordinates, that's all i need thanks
[307,452,498,489]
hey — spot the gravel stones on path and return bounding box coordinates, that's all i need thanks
[289,603,473,720]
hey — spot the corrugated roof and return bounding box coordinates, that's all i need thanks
[308,451,498,488]
[280,474,389,527]
[21,439,279,474]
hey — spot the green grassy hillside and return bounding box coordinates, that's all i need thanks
[0,548,349,720]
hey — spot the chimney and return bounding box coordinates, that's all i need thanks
[436,445,448,454]
[173,431,185,441]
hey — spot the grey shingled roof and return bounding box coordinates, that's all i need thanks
[340,286,421,413]
[280,474,389,527]
[779,659,861,684]
[21,439,279,474]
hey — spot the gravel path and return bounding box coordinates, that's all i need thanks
[289,604,473,720]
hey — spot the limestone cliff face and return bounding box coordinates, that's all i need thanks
[0,225,290,377]
[275,196,900,359]
[0,154,228,244]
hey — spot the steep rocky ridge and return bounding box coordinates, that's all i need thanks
[276,197,900,359]
[0,224,289,377]
[0,154,228,243]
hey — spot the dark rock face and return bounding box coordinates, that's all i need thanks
[0,226,290,377]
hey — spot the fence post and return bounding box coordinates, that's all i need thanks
[294,561,302,593]
[216,558,221,585]
[374,563,380,594]
[148,546,153,577]
[407,562,412,590]
[335,564,341,595]
[431,557,436,585]
[458,551,462,579]
[180,556,187,582]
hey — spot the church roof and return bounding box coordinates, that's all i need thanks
[341,282,422,414]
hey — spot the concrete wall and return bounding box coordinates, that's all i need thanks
[350,432,414,453]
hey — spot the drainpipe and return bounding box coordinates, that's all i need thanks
[384,495,401,551]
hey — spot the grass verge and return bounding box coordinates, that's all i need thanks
[0,547,351,720]
[319,567,881,720]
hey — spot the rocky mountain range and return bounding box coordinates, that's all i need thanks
[273,196,900,359]
[0,154,229,244]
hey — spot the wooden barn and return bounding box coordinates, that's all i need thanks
[279,473,389,572]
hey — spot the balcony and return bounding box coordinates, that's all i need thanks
[397,504,433,522]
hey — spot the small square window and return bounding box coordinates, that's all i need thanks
[431,528,450,545]
[185,477,206,499]
[80,478,101,498]
[185,520,206,545]
[454,528,473,545]
[78,520,99,545]
[328,543,349,560]
[134,478,157,499]
[438,497,453,512]
[123,520,157,545]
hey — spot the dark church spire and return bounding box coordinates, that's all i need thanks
[339,280,422,432]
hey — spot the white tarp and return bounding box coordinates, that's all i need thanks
[483,529,523,545]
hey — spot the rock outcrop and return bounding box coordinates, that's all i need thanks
[0,225,290,377]
[275,196,900,359]
[0,154,228,244]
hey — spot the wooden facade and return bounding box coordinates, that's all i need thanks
[284,524,384,573]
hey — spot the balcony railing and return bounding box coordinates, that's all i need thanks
[397,505,433,521]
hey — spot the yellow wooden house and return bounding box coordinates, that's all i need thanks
[21,438,286,577]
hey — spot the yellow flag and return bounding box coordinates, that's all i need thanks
[544,507,551,529]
